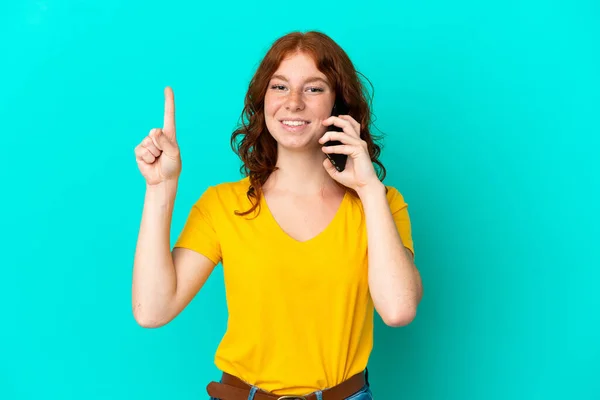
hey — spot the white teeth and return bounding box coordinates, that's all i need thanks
[282,120,307,126]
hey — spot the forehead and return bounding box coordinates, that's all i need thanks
[272,52,328,81]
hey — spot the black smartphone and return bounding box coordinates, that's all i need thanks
[323,100,349,172]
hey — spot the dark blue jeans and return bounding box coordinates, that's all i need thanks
[209,368,372,399]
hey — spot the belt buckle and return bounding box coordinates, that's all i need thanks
[277,397,307,400]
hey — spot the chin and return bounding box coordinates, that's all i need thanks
[276,136,316,152]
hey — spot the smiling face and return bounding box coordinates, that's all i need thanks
[264,51,336,151]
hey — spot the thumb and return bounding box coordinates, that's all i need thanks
[323,157,339,178]
[151,128,179,157]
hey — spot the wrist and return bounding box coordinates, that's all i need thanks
[145,179,179,204]
[146,178,179,192]
[356,180,386,200]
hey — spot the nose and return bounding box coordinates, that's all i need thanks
[284,90,305,111]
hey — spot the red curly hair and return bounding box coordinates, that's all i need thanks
[231,31,386,216]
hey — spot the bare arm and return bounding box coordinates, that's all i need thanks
[132,87,216,328]
[358,182,423,327]
[131,179,216,328]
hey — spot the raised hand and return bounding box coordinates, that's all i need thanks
[319,114,379,192]
[134,87,182,186]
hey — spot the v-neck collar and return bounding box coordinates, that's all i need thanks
[259,190,349,245]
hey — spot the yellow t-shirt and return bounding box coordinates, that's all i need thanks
[174,177,414,395]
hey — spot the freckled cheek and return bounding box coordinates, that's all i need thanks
[265,97,286,117]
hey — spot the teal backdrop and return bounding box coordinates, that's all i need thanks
[1,1,598,399]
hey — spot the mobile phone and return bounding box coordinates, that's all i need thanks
[323,100,349,172]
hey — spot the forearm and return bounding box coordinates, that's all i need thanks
[358,182,422,327]
[132,179,179,326]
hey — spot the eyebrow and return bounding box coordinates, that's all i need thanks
[271,74,330,86]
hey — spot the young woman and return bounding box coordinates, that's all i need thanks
[132,31,423,400]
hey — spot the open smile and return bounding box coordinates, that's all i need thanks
[280,119,311,132]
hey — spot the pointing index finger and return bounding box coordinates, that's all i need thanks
[163,86,176,137]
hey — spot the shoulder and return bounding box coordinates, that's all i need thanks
[210,177,251,199]
[194,177,251,209]
[384,185,408,206]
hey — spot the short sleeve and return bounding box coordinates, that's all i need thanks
[386,186,415,257]
[174,186,222,265]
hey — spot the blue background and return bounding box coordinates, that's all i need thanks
[1,1,598,399]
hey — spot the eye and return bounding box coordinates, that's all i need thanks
[270,84,286,90]
[307,87,325,93]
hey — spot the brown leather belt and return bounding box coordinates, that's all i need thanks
[206,371,366,400]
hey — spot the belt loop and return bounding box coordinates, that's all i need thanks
[247,386,258,400]
[315,390,323,400]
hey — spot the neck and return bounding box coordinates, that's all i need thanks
[263,148,341,196]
